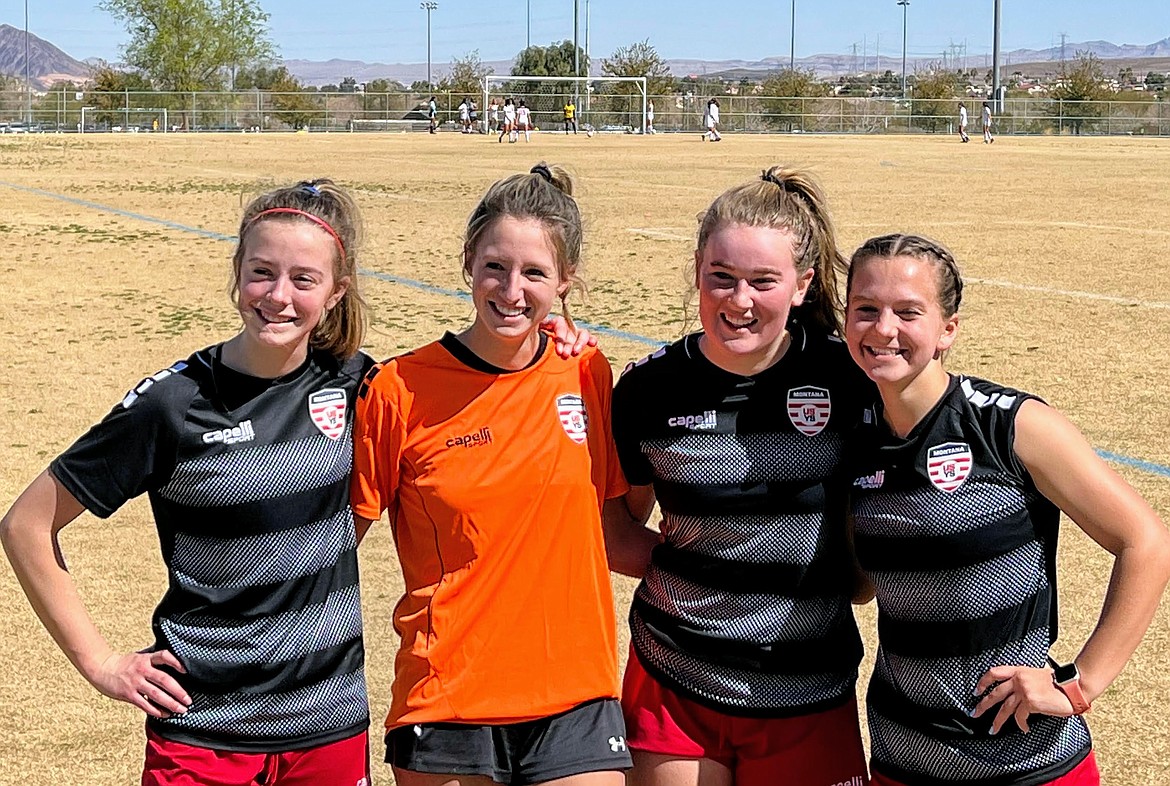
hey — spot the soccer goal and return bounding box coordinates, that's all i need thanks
[481,75,648,134]
[80,106,169,133]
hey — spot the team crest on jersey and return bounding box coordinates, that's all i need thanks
[926,442,973,492]
[786,386,831,436]
[556,394,588,444]
[308,388,347,440]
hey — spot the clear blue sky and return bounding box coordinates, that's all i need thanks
[7,1,1169,65]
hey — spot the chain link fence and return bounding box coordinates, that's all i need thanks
[1,89,1167,136]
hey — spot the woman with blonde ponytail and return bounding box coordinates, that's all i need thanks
[604,166,872,786]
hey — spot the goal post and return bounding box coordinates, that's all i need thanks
[80,106,168,133]
[481,75,648,134]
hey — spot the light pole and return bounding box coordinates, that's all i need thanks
[992,0,1002,111]
[421,2,438,89]
[25,0,32,125]
[898,0,909,99]
[526,0,530,50]
[789,0,795,72]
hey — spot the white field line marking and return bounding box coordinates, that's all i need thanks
[628,227,691,241]
[967,277,1170,310]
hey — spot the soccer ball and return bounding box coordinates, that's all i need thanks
[586,129,594,138]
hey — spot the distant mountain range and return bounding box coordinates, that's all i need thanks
[2,22,1168,89]
[0,24,90,87]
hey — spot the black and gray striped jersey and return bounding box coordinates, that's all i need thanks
[51,346,374,752]
[848,375,1092,786]
[612,327,871,716]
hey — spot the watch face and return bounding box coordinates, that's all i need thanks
[1052,662,1079,684]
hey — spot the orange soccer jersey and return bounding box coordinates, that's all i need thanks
[352,336,628,729]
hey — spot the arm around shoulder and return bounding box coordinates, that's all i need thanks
[1014,398,1170,701]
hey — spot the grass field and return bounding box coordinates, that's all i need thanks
[1,130,1169,785]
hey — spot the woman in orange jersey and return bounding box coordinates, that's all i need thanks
[352,163,641,786]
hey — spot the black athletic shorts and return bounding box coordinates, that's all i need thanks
[386,698,631,784]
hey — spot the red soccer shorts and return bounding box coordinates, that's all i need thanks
[622,651,868,786]
[143,727,370,786]
[869,750,1099,786]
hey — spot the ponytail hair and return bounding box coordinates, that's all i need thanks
[463,162,584,325]
[695,165,847,335]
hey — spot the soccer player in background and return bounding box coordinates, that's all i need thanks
[958,102,970,142]
[982,101,994,143]
[564,98,578,134]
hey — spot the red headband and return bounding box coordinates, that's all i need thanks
[248,208,346,263]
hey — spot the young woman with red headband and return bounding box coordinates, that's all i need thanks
[0,178,593,786]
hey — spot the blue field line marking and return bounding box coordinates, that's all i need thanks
[7,180,1170,479]
[1,181,236,241]
[1095,450,1170,479]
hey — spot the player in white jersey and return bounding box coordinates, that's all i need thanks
[702,97,722,141]
[500,97,517,143]
[516,99,532,142]
[982,101,994,143]
[958,102,969,142]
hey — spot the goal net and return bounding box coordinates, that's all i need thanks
[80,106,168,133]
[481,75,648,134]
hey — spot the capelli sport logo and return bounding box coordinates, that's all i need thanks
[445,427,493,449]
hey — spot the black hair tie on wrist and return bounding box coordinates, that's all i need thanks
[530,164,553,183]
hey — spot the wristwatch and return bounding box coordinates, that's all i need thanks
[1050,660,1092,715]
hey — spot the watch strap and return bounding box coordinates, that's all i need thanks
[1051,662,1092,715]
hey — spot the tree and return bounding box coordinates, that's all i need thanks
[909,65,959,132]
[512,41,587,78]
[758,68,825,131]
[438,50,493,96]
[262,67,324,130]
[99,0,276,92]
[506,41,588,121]
[601,39,673,95]
[597,39,673,129]
[87,63,155,126]
[1049,51,1109,134]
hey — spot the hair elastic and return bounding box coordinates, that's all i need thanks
[760,169,786,188]
[248,208,346,263]
[530,164,553,183]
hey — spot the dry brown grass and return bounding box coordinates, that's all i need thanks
[1,131,1168,785]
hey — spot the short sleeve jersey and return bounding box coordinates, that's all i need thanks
[959,106,968,127]
[517,106,531,126]
[612,327,870,716]
[564,102,576,120]
[847,375,1092,786]
[50,347,374,752]
[982,106,992,127]
[352,335,627,728]
[504,103,517,123]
